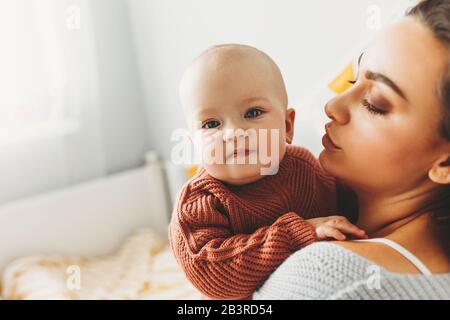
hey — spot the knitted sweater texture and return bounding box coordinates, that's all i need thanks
[254,242,450,300]
[168,145,338,299]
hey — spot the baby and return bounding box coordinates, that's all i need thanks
[168,44,366,300]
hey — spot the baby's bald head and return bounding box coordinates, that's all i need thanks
[178,44,295,185]
[179,44,288,120]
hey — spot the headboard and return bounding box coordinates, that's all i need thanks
[0,152,171,272]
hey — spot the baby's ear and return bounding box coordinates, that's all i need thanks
[285,108,296,144]
[429,155,450,184]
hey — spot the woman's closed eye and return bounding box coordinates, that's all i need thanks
[348,80,388,116]
[362,99,386,115]
[202,119,221,129]
[244,107,264,119]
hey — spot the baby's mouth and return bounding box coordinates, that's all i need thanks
[226,149,256,162]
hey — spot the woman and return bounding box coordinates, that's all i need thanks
[254,0,450,299]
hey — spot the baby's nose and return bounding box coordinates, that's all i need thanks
[222,127,247,142]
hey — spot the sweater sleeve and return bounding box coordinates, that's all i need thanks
[288,146,338,218]
[286,146,358,222]
[168,193,317,300]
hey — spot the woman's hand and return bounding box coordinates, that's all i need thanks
[307,216,368,241]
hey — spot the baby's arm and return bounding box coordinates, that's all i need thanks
[168,196,316,300]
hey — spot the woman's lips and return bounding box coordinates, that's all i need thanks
[323,124,342,150]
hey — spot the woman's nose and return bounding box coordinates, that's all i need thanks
[324,94,351,124]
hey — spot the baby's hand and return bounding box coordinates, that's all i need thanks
[307,216,368,241]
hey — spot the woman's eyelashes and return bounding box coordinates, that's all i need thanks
[347,80,388,116]
[244,107,264,119]
[362,99,386,115]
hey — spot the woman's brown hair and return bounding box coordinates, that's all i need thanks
[407,0,450,256]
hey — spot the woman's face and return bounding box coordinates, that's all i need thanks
[319,17,450,194]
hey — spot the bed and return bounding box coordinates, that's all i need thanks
[0,152,201,299]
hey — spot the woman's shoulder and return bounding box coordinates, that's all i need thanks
[253,241,450,300]
[333,238,450,274]
[253,242,372,300]
[329,240,423,274]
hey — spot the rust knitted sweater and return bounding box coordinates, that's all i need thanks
[168,145,338,300]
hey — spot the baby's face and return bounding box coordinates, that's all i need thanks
[180,47,294,185]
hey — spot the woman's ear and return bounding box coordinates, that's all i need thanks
[285,108,296,144]
[429,155,450,184]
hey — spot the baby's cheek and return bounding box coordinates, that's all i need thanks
[194,137,226,165]
[255,127,284,158]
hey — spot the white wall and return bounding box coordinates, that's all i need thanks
[126,0,401,160]
[1,0,412,204]
[88,0,149,174]
[0,0,149,204]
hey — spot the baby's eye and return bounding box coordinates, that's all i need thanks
[202,120,221,129]
[244,107,263,119]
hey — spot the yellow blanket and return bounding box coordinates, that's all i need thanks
[1,229,201,300]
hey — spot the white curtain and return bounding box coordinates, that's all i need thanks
[0,0,147,204]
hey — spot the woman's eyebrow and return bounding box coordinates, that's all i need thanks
[357,52,363,66]
[365,70,408,101]
[357,52,408,101]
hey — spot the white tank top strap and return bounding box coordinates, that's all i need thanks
[354,238,432,275]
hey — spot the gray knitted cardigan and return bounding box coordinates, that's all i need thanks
[253,242,450,300]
